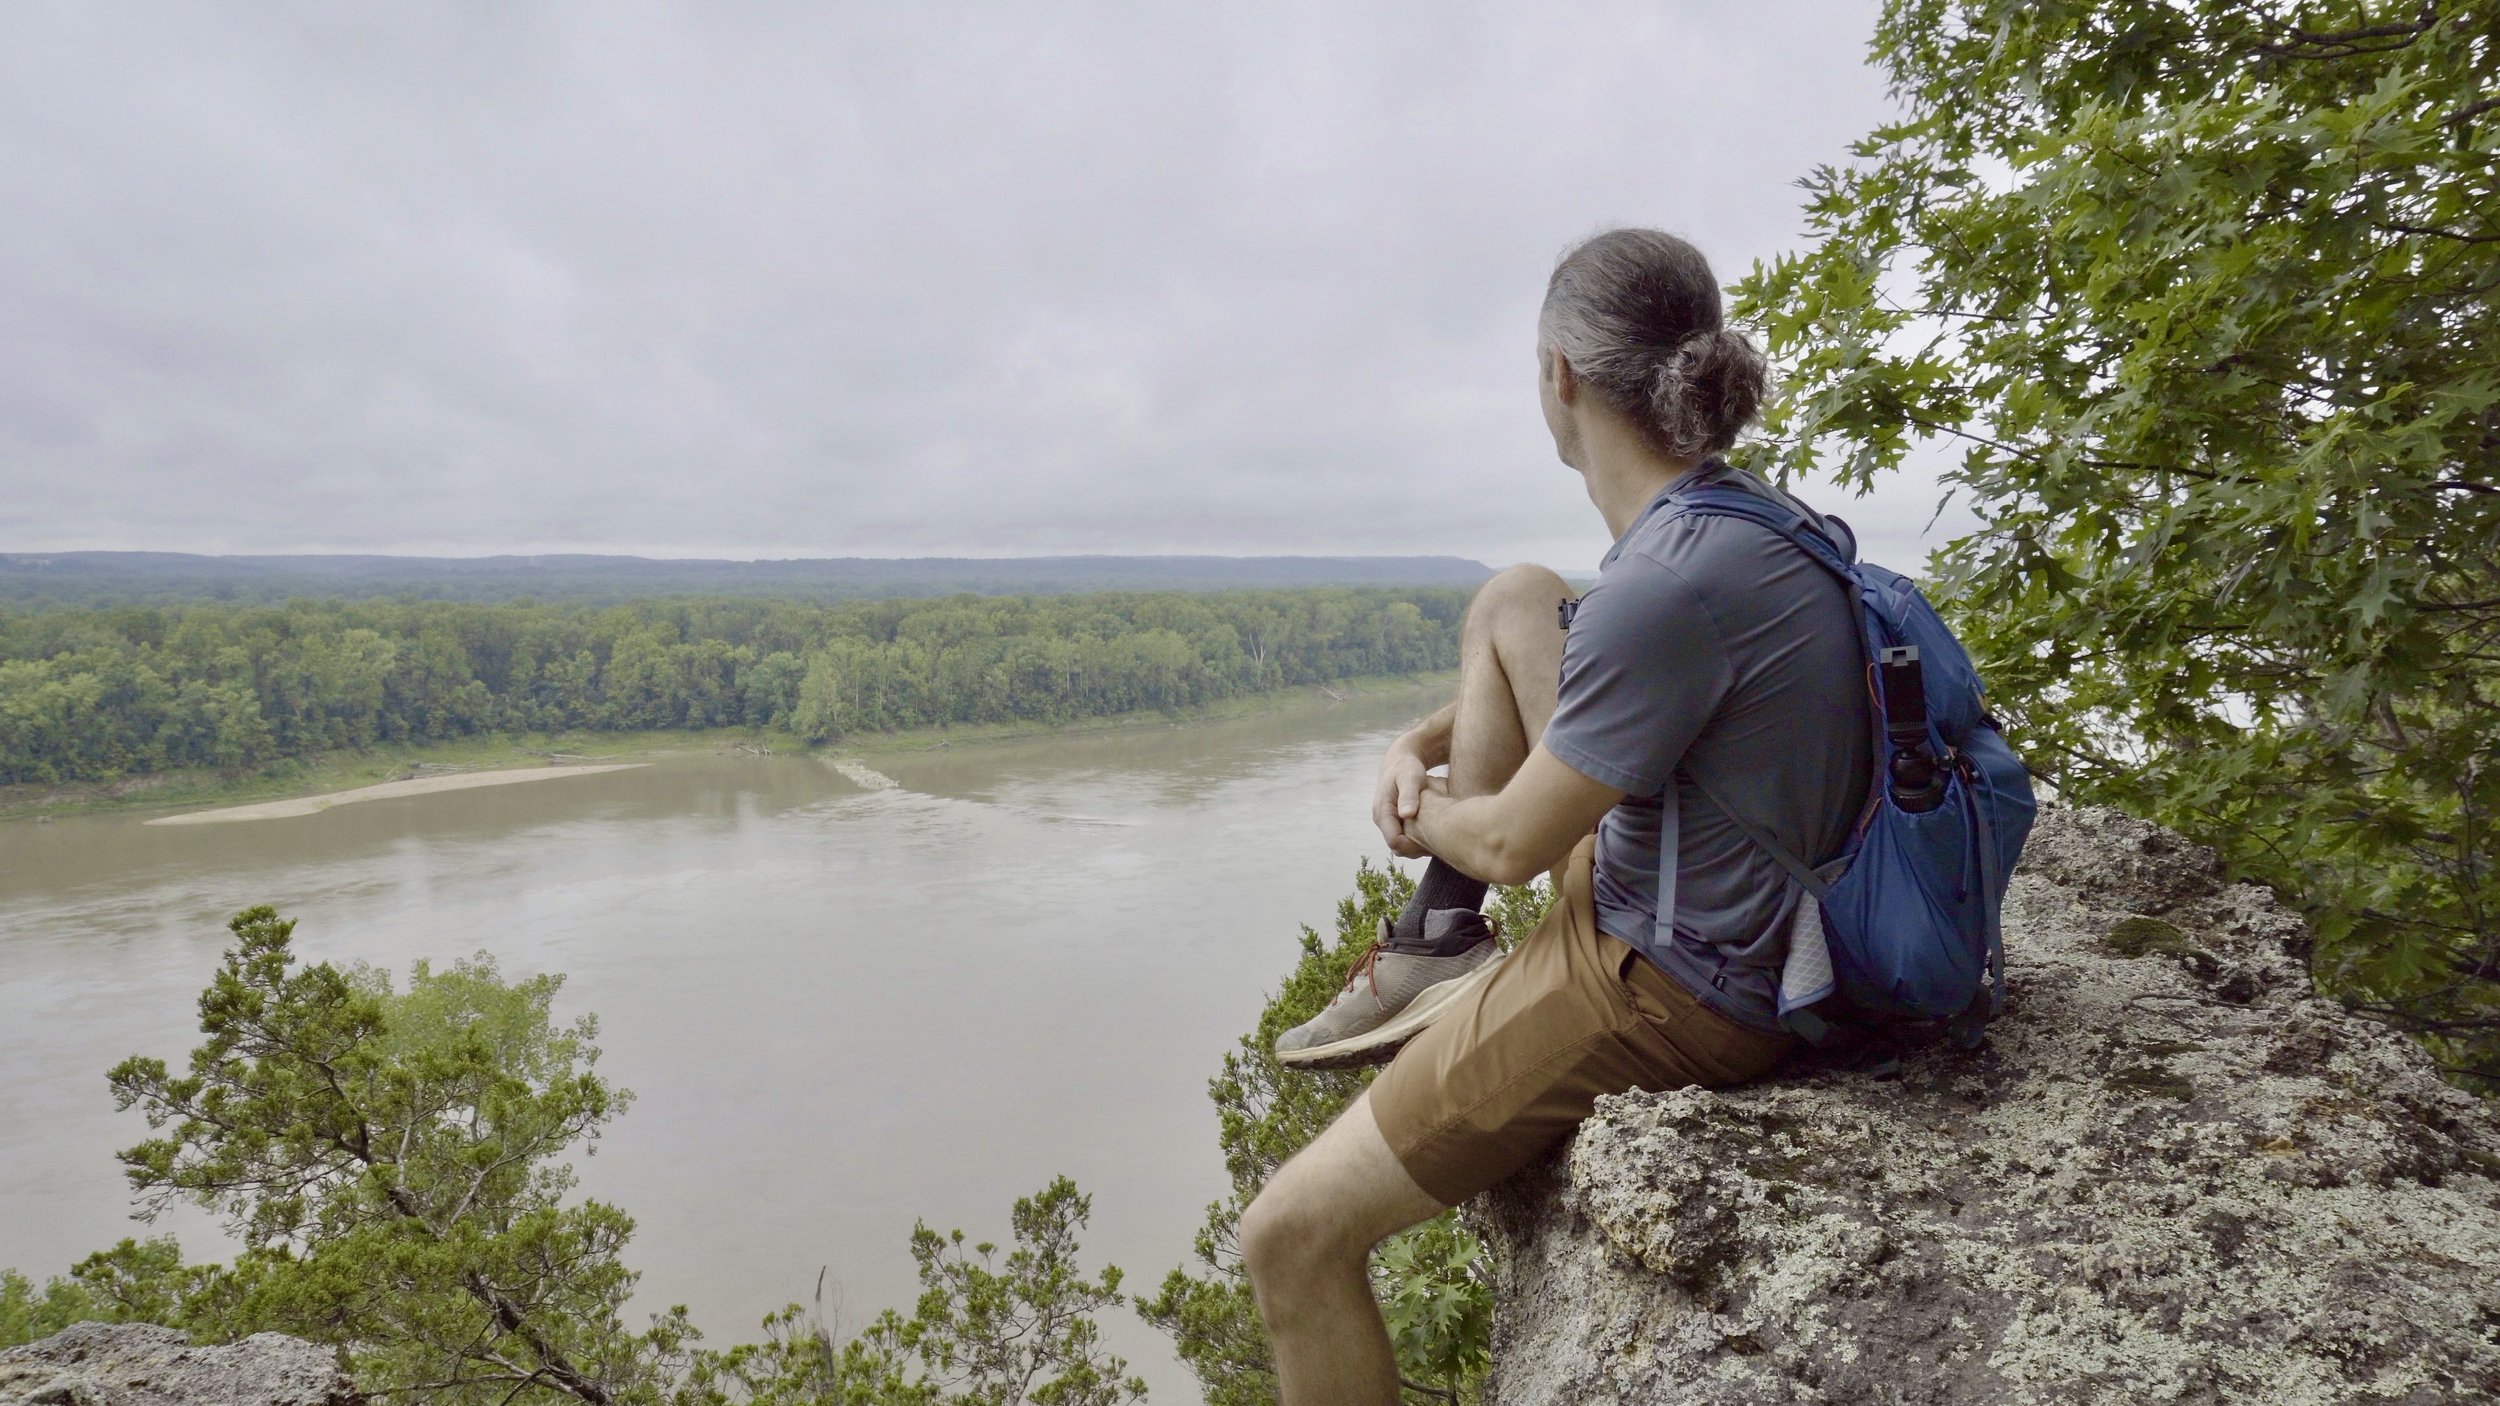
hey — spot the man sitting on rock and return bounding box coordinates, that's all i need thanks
[1241,227,1872,1403]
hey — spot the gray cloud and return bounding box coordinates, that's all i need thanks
[2,1,1946,571]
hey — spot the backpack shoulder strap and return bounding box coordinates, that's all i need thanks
[1662,766,1848,1036]
[1660,471,1861,587]
[1649,469,1866,1034]
[1655,468,1868,889]
[1683,766,1847,899]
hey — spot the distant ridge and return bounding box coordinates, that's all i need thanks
[0,551,1495,606]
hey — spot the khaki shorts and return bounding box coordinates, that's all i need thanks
[1369,834,1794,1206]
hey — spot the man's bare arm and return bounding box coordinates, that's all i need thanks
[1406,746,1623,885]
[1372,703,1458,859]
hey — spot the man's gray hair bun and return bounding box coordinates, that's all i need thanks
[1541,229,1769,459]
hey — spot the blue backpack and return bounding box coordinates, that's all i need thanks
[1651,470,2038,1048]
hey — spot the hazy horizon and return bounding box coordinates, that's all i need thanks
[5,546,1498,563]
[0,547,1510,607]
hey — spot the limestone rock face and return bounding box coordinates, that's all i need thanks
[1472,805,2500,1405]
[0,1323,357,1406]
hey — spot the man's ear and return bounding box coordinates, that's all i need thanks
[1543,345,1580,404]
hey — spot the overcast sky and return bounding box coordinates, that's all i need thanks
[2,1,1949,570]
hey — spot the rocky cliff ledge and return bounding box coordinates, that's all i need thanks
[0,1324,356,1406]
[1471,805,2500,1405]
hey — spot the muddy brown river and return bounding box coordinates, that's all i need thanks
[0,681,1449,1397]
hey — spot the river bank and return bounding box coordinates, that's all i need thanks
[0,671,1452,823]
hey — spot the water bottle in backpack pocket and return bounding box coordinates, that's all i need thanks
[1813,716,2033,1034]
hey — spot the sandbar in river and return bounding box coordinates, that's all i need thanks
[143,764,650,825]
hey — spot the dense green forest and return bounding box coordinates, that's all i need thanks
[0,587,1464,786]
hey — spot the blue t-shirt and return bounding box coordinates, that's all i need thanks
[1540,467,1870,1032]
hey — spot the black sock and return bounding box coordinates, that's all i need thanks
[1389,859,1487,948]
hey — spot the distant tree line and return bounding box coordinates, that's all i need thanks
[0,551,1494,608]
[0,588,1464,785]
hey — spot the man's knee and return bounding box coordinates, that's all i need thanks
[1239,1178,1355,1289]
[1240,1098,1443,1293]
[1464,563,1572,642]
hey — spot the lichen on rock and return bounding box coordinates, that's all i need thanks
[1471,805,2500,1405]
[0,1323,357,1406]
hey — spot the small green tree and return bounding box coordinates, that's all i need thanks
[1139,862,1547,1405]
[678,1177,1144,1406]
[0,1235,242,1350]
[13,906,1149,1406]
[789,651,847,745]
[106,906,691,1403]
[0,1269,99,1350]
[1735,1,2500,1084]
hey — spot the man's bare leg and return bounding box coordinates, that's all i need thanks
[1238,1091,1446,1406]
[1448,563,1572,799]
[1245,564,1575,1405]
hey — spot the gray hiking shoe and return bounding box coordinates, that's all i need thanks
[1274,910,1505,1071]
